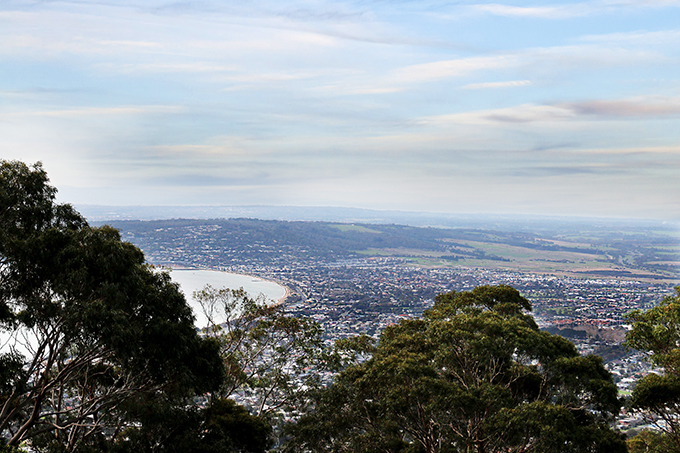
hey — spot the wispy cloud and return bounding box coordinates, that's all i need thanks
[98,40,161,48]
[510,164,611,177]
[94,62,239,74]
[386,42,665,90]
[2,0,679,218]
[576,28,680,45]
[578,146,680,155]
[144,140,255,160]
[313,84,404,95]
[462,80,531,90]
[471,3,591,19]
[470,0,680,19]
[5,105,181,118]
[422,104,573,125]
[393,55,519,83]
[213,70,329,84]
[423,96,680,125]
[558,97,680,117]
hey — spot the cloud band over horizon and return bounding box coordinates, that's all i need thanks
[1,0,679,220]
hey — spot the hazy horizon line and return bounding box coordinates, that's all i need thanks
[77,203,680,227]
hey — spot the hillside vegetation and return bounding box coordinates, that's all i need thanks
[106,218,680,282]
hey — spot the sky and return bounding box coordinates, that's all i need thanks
[1,0,679,221]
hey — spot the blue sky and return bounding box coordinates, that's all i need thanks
[1,0,679,220]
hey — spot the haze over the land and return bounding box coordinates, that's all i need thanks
[1,0,679,220]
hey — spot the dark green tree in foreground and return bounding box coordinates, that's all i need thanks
[0,161,225,451]
[626,428,676,453]
[287,285,625,453]
[626,287,680,452]
[113,396,272,453]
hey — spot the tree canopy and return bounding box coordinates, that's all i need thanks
[0,160,224,451]
[287,285,625,453]
[626,286,680,452]
[193,285,330,438]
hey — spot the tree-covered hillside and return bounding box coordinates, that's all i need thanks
[105,217,679,281]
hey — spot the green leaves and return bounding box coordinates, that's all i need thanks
[194,285,328,420]
[627,429,680,453]
[626,287,680,371]
[426,285,534,320]
[0,160,224,450]
[629,373,680,412]
[623,287,680,450]
[289,285,625,453]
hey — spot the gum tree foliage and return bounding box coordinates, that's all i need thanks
[193,285,328,420]
[0,161,223,451]
[626,287,680,452]
[626,429,677,453]
[287,285,625,453]
[111,395,273,453]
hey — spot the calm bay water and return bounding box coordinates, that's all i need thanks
[168,268,286,327]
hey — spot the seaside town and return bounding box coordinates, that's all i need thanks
[109,218,679,435]
[238,262,671,433]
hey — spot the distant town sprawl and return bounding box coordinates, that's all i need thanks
[107,219,677,342]
[108,218,677,419]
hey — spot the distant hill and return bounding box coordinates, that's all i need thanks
[99,216,680,283]
[78,204,678,232]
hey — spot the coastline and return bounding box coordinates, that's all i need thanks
[161,264,291,305]
[275,285,292,306]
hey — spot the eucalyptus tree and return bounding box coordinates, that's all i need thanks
[0,160,223,451]
[626,286,680,452]
[287,285,625,453]
[193,285,328,420]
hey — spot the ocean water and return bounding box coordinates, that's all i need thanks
[167,268,286,327]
